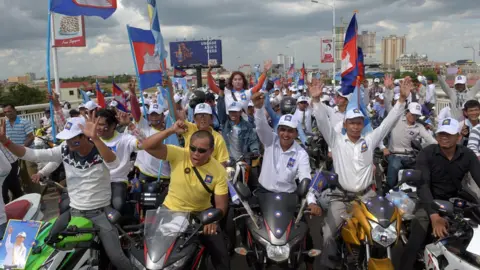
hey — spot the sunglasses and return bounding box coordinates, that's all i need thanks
[190,145,209,154]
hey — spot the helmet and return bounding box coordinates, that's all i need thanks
[280,97,296,115]
[188,90,206,109]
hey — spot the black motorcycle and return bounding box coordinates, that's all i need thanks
[232,179,320,269]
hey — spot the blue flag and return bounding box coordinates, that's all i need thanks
[51,0,117,19]
[148,0,168,62]
[79,89,91,103]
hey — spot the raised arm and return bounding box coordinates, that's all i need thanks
[369,78,410,147]
[207,67,222,94]
[251,60,272,93]
[418,125,437,145]
[252,93,275,146]
[141,121,185,160]
[437,74,455,100]
[468,78,480,99]
[309,79,336,146]
[128,79,142,123]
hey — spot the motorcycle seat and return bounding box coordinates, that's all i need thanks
[6,200,31,220]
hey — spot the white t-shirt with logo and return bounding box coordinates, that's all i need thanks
[101,131,140,183]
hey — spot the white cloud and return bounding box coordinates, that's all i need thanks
[376,21,398,31]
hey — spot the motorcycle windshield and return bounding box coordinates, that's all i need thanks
[144,209,190,264]
[364,196,396,228]
[258,192,298,240]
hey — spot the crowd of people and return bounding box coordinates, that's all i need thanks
[0,62,480,269]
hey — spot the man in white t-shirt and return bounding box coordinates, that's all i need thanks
[0,116,133,270]
[96,109,141,214]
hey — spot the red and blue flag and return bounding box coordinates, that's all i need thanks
[174,67,187,78]
[127,26,164,91]
[298,62,306,86]
[112,81,128,112]
[340,13,358,95]
[50,0,117,19]
[357,47,365,83]
[95,80,106,108]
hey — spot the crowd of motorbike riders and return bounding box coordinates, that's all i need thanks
[1,60,480,270]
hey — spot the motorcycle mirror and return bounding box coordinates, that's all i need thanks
[431,200,454,215]
[297,178,312,197]
[400,169,423,187]
[322,171,339,189]
[199,208,223,225]
[106,209,122,224]
[410,140,422,151]
[234,181,251,200]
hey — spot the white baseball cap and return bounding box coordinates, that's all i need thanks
[298,85,304,90]
[436,118,459,135]
[248,101,254,107]
[148,103,164,115]
[374,78,380,83]
[297,96,309,104]
[228,102,243,112]
[394,79,400,85]
[56,117,86,140]
[321,95,331,102]
[407,102,422,116]
[377,94,384,100]
[84,101,99,111]
[336,89,350,99]
[16,232,26,238]
[454,75,467,85]
[345,108,365,120]
[394,93,400,100]
[78,104,86,109]
[174,94,182,103]
[194,103,212,115]
[278,114,297,129]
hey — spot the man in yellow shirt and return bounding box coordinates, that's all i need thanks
[142,121,230,270]
[180,103,230,166]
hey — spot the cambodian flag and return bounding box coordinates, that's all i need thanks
[287,64,295,79]
[112,81,128,112]
[50,0,117,19]
[95,80,106,108]
[357,47,365,83]
[173,67,187,78]
[340,13,358,95]
[127,26,163,90]
[298,63,306,86]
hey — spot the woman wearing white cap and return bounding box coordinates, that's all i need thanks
[438,68,480,120]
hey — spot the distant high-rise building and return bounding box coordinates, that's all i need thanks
[285,56,295,68]
[381,35,407,70]
[25,72,36,81]
[277,54,286,66]
[335,25,346,70]
[358,31,376,58]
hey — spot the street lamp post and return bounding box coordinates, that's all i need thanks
[464,46,476,63]
[311,0,336,88]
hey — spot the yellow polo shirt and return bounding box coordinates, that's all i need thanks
[183,121,230,163]
[163,145,228,212]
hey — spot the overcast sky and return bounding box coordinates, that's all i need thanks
[1,0,479,79]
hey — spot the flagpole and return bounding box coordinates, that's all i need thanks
[46,2,57,143]
[126,25,149,118]
[51,13,61,101]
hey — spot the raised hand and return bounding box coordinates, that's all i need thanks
[172,120,187,134]
[384,74,394,89]
[263,60,273,72]
[116,111,131,126]
[128,78,136,93]
[399,76,413,102]
[79,111,100,140]
[308,78,324,99]
[251,92,265,109]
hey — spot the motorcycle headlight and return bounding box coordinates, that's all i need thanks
[163,255,189,270]
[266,243,290,262]
[369,220,397,248]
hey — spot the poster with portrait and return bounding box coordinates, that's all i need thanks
[0,220,42,269]
[52,13,86,47]
[321,38,334,63]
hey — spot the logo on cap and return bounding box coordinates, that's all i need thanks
[353,108,360,113]
[65,122,73,130]
[284,115,292,121]
[153,104,159,109]
[416,105,421,110]
[457,76,463,80]
[199,104,205,109]
[442,119,451,126]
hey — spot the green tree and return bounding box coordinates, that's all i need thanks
[0,84,47,106]
[420,69,438,82]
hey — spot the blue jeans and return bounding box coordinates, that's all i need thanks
[387,155,407,189]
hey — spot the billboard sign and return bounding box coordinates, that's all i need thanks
[169,40,223,68]
[320,37,334,63]
[52,13,86,47]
